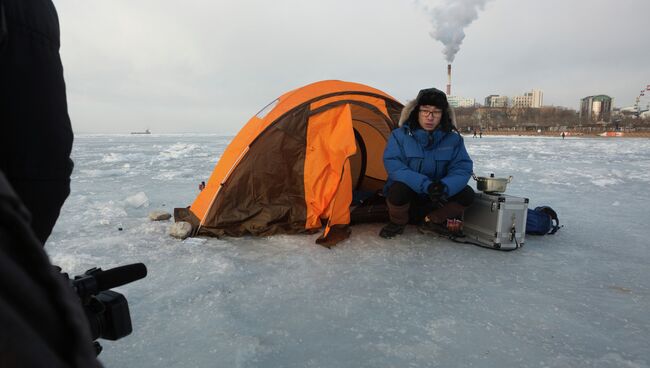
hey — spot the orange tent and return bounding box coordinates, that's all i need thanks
[176,80,403,246]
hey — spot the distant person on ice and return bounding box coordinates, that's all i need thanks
[379,88,474,238]
[198,181,206,191]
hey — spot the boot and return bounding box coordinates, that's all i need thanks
[417,220,451,237]
[379,222,406,239]
[424,202,466,224]
[379,201,409,239]
[418,202,467,236]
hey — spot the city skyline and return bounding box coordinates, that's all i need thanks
[450,88,649,111]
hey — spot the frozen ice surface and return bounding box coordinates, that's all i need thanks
[46,134,650,368]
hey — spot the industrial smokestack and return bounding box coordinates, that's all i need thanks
[446,64,452,96]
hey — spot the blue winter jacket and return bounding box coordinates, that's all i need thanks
[383,122,473,198]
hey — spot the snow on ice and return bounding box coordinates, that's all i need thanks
[45,134,650,368]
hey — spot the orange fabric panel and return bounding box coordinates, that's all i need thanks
[322,159,353,237]
[311,94,389,119]
[304,104,356,230]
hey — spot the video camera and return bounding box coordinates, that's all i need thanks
[61,263,147,355]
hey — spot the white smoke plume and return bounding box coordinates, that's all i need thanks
[420,0,492,63]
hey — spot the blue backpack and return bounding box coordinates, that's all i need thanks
[526,206,561,235]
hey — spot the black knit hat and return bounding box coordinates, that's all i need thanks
[416,88,449,109]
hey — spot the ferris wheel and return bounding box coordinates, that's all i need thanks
[633,84,650,117]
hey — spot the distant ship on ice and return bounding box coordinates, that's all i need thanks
[130,129,151,135]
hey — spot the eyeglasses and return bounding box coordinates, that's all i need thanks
[419,109,442,117]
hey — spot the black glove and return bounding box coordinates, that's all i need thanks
[427,181,446,202]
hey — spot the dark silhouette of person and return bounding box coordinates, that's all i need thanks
[1,171,101,367]
[0,0,102,366]
[1,0,74,245]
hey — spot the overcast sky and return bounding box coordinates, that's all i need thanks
[55,0,650,134]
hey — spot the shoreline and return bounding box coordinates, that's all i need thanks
[464,131,650,138]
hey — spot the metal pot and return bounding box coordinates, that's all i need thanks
[472,173,513,193]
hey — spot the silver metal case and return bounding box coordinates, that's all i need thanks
[463,192,529,250]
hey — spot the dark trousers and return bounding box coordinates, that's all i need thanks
[387,181,474,224]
